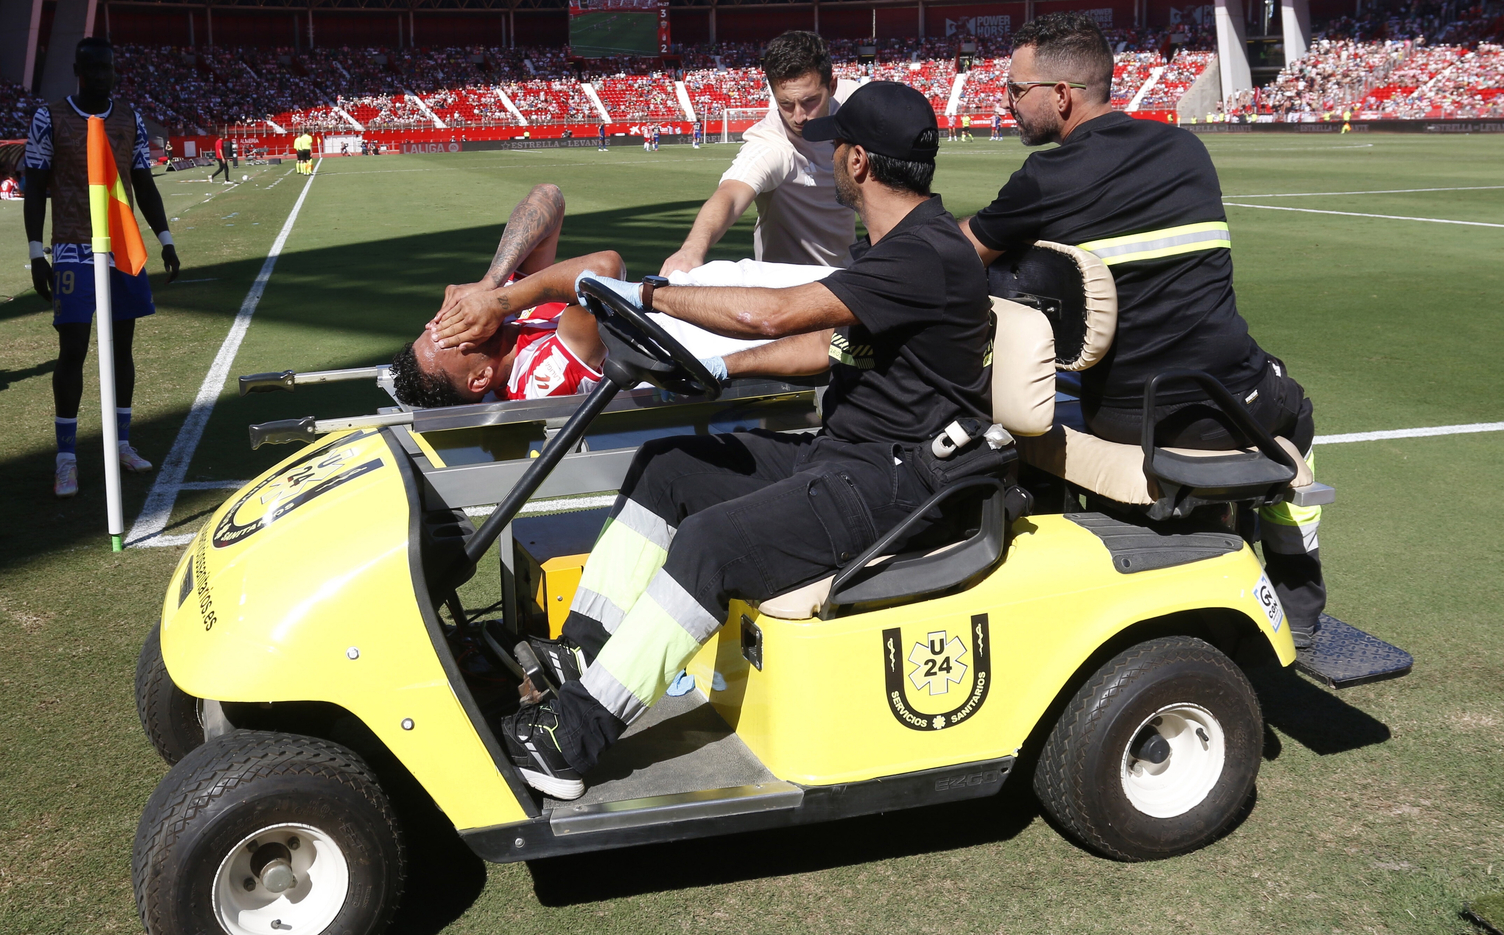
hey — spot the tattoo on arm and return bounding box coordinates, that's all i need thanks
[486,185,565,287]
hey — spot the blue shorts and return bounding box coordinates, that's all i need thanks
[51,248,156,326]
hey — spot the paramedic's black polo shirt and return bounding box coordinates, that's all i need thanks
[970,111,1266,406]
[820,194,992,445]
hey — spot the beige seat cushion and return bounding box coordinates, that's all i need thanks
[1016,426,1313,505]
[991,297,1056,436]
[1031,241,1118,372]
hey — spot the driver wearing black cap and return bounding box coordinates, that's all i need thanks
[497,81,995,801]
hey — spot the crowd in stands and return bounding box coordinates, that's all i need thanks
[2,80,45,139]
[1250,39,1409,117]
[1137,50,1216,109]
[6,13,1503,142]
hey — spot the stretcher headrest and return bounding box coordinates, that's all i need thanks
[990,297,1055,437]
[988,241,1117,372]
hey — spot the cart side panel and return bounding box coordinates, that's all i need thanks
[158,429,530,830]
[706,514,1292,785]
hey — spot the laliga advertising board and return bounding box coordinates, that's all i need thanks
[568,0,670,57]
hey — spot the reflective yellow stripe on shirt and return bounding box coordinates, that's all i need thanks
[1079,221,1231,266]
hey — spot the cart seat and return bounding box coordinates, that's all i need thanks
[988,241,1333,519]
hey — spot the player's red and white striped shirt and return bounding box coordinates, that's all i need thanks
[501,284,600,400]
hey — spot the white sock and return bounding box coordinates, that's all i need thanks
[57,451,76,466]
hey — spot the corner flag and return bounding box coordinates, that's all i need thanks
[87,115,148,275]
[87,114,145,550]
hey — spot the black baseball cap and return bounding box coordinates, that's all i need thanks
[803,80,939,161]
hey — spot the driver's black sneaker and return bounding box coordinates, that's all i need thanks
[515,637,585,702]
[501,700,584,800]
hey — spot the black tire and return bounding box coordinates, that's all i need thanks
[1033,635,1262,861]
[135,624,205,765]
[133,731,405,935]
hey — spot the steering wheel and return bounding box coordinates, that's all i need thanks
[577,278,722,400]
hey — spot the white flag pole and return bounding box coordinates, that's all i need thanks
[94,241,124,552]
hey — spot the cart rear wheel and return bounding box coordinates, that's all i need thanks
[132,731,404,935]
[135,624,204,765]
[1033,635,1262,861]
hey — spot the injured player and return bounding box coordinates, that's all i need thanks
[390,184,834,408]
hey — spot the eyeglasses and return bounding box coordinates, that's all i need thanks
[1006,80,1089,100]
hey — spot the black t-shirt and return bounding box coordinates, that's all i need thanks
[819,195,992,445]
[970,112,1266,406]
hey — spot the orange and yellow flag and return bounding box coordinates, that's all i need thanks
[87,115,148,276]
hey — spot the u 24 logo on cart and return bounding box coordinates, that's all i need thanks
[213,431,383,548]
[883,614,991,731]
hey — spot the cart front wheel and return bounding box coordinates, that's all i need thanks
[133,731,404,935]
[135,624,205,765]
[1033,635,1262,861]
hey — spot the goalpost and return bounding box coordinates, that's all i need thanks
[720,107,768,143]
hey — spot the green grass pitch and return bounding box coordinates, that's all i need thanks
[1,135,1501,934]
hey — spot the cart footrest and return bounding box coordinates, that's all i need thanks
[1294,614,1412,689]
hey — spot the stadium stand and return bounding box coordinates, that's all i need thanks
[595,75,684,121]
[8,13,1501,145]
[1137,50,1215,111]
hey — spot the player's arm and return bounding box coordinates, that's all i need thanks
[722,330,832,378]
[555,303,607,370]
[651,281,857,339]
[430,249,624,350]
[131,167,181,283]
[658,179,757,276]
[438,183,566,313]
[24,167,51,300]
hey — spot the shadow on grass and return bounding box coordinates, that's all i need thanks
[0,358,55,391]
[1247,663,1392,755]
[525,777,1041,906]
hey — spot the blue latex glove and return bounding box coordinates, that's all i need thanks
[699,356,728,382]
[574,269,642,311]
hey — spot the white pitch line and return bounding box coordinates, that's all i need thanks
[1224,202,1504,228]
[1315,421,1504,445]
[127,159,322,548]
[1224,184,1504,198]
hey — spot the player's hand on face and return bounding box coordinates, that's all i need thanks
[429,290,504,351]
[658,248,702,278]
[430,281,488,329]
[161,244,181,283]
[31,257,53,301]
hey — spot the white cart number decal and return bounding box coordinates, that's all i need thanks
[1254,573,1284,632]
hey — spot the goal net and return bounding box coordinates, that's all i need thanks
[720,107,768,143]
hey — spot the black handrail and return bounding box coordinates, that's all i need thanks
[1139,369,1298,481]
[826,476,1006,608]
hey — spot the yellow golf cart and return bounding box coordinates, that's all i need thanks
[131,258,1410,935]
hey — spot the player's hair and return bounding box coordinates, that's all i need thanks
[1010,13,1114,106]
[76,37,114,62]
[867,151,933,196]
[390,341,466,409]
[762,31,833,86]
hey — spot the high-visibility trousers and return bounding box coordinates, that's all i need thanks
[552,430,938,773]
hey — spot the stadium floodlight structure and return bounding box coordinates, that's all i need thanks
[720,107,768,143]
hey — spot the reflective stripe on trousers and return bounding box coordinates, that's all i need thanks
[1259,448,1321,555]
[567,498,673,637]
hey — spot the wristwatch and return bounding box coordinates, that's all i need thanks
[641,275,669,312]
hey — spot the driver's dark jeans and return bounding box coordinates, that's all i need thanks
[1081,358,1326,633]
[550,430,935,774]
